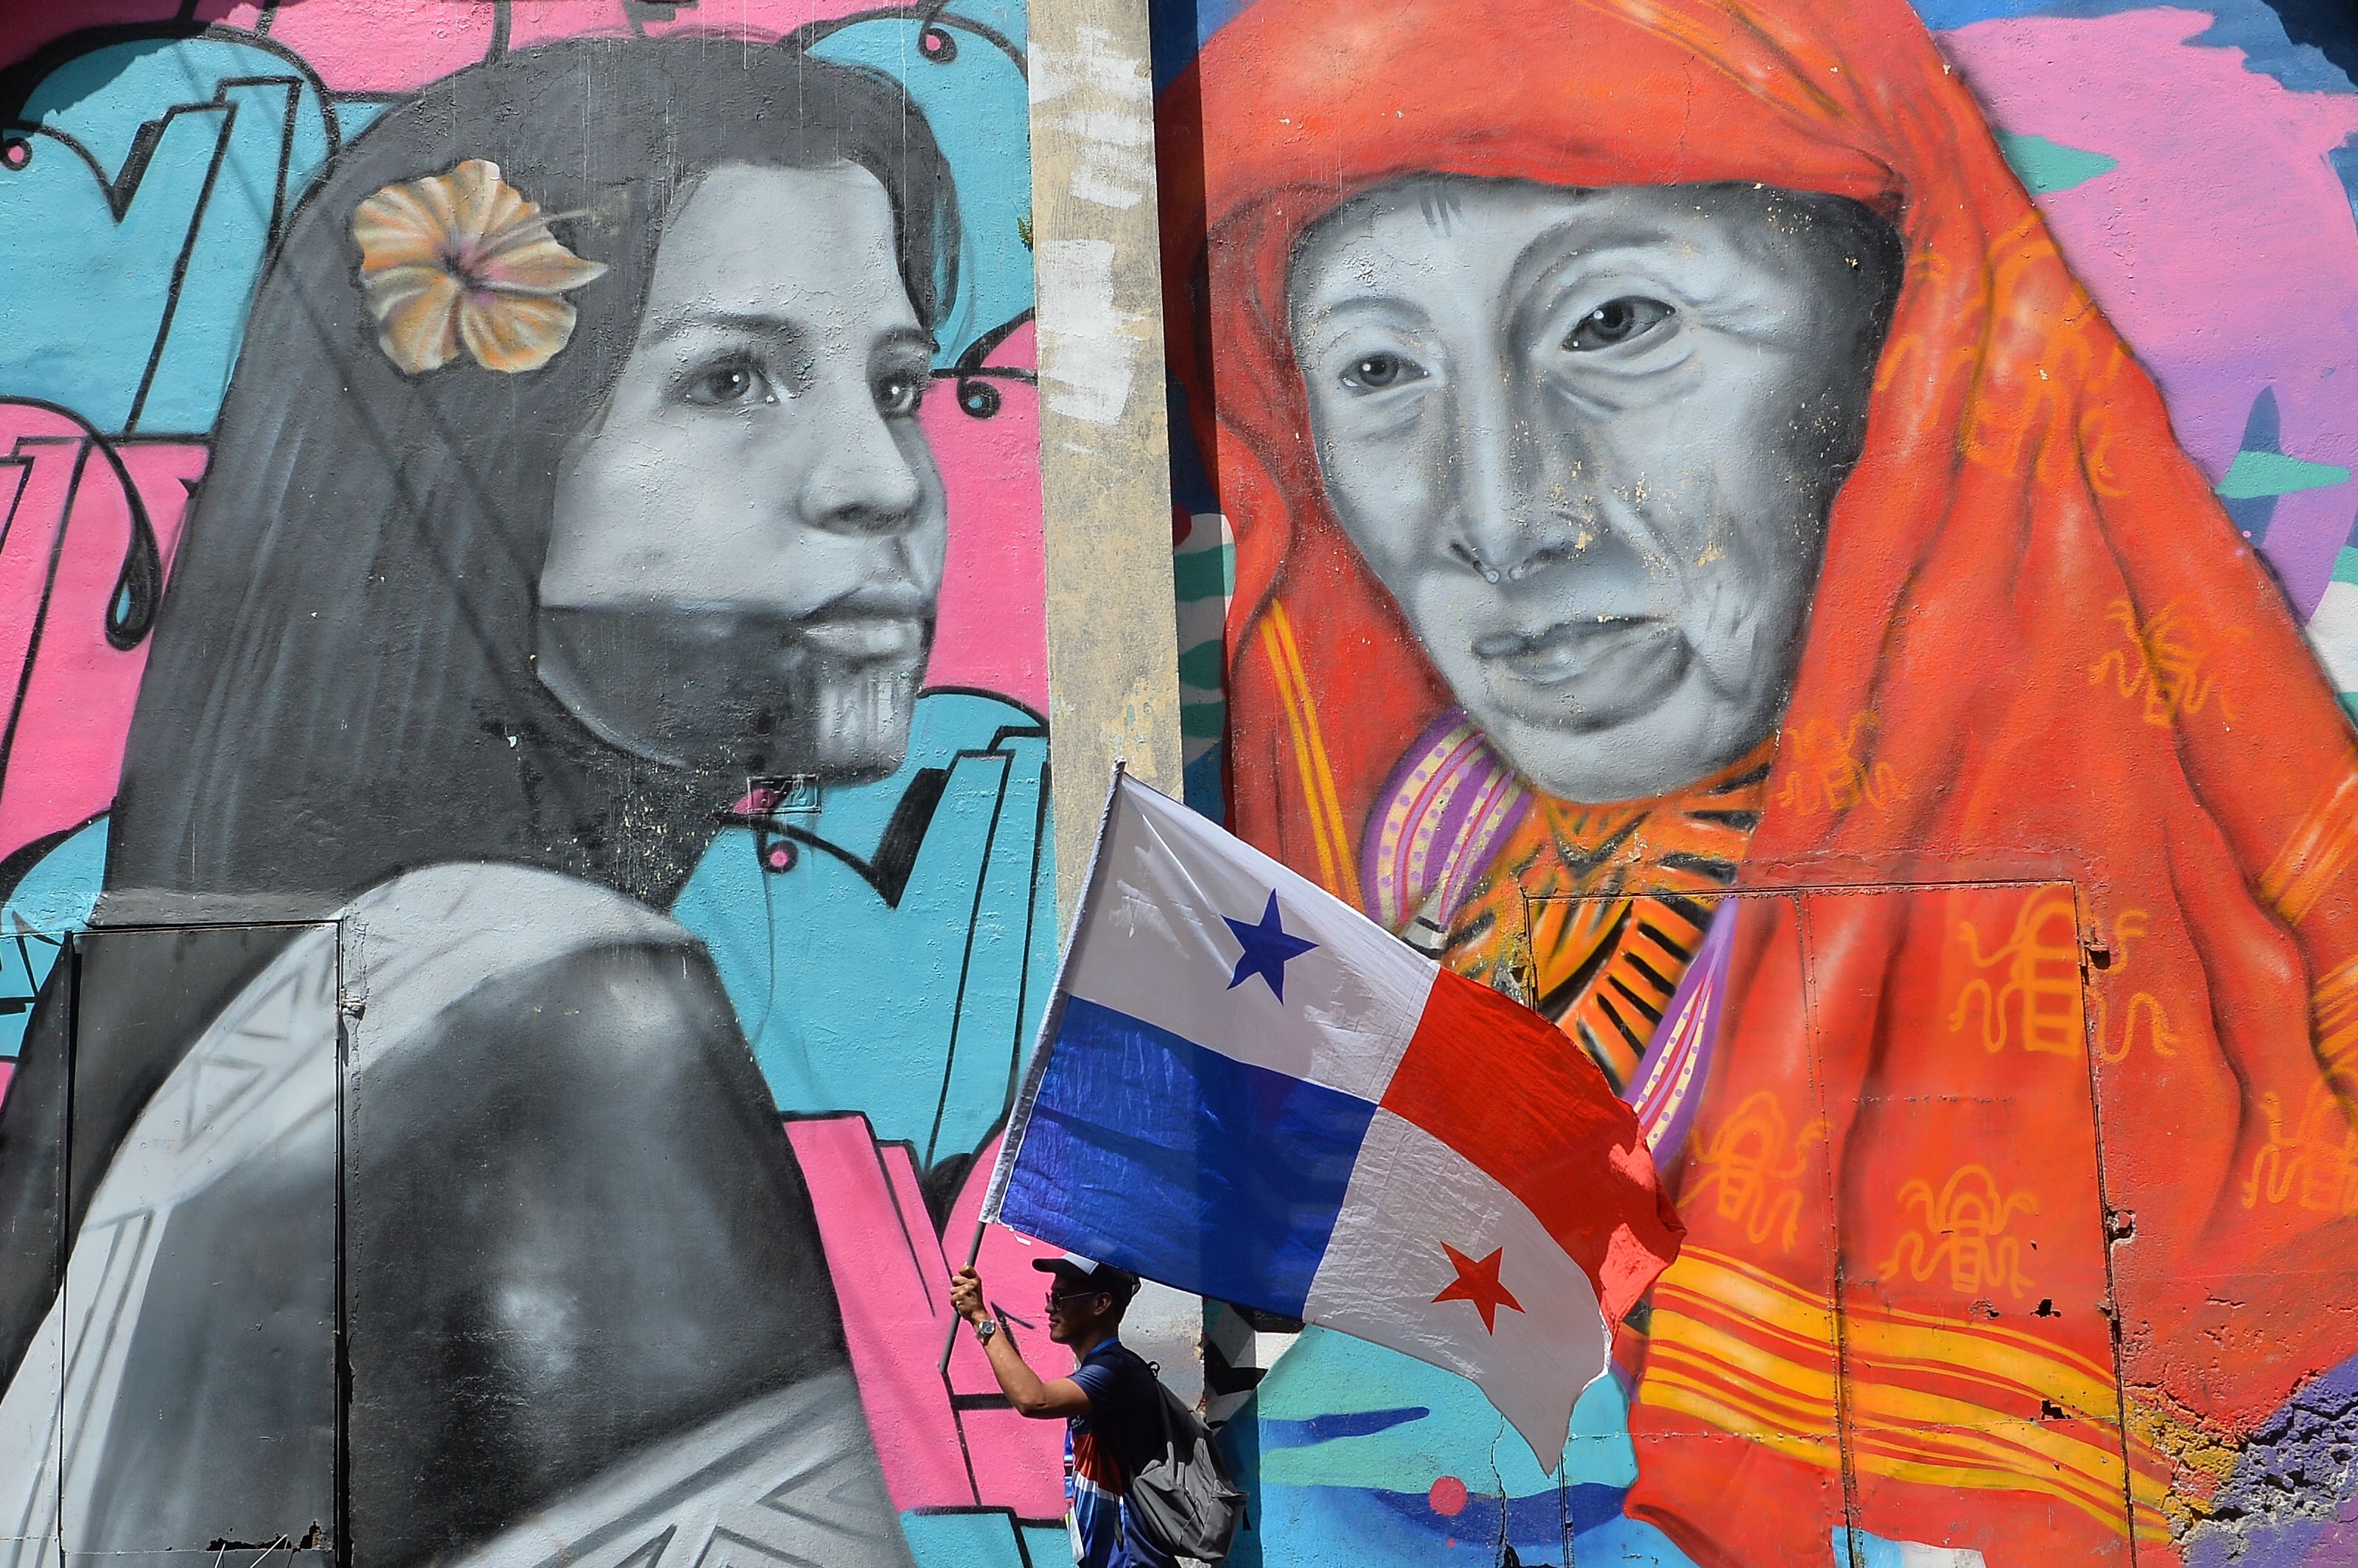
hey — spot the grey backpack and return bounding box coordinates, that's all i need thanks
[1125,1373,1246,1563]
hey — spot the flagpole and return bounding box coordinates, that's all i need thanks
[941,758,1136,1379]
[939,1212,991,1381]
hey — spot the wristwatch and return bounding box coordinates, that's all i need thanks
[972,1317,1000,1345]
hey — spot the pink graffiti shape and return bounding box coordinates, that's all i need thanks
[0,405,205,865]
[0,4,268,73]
[246,0,502,92]
[921,321,1049,710]
[507,0,902,51]
[940,1133,1066,1518]
[785,1116,1065,1518]
[786,1113,979,1509]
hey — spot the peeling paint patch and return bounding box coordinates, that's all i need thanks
[1035,238,1144,424]
[1031,25,1155,211]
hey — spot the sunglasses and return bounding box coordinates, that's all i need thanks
[1045,1286,1110,1309]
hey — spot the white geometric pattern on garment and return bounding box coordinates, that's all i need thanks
[0,917,340,1557]
[451,1371,910,1568]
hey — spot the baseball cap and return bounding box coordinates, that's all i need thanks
[1031,1250,1140,1301]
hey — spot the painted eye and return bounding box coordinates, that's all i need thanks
[875,370,926,418]
[685,362,774,407]
[1340,351,1422,392]
[1564,297,1673,351]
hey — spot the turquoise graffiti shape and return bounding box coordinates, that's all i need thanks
[1,36,336,433]
[674,691,1058,1163]
[938,0,1029,56]
[0,818,107,1060]
[1993,127,2119,194]
[1229,1328,1710,1567]
[896,1510,1072,1568]
[1250,1328,1638,1497]
[809,17,1034,368]
[2219,449,2352,498]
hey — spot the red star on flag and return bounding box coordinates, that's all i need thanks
[1432,1242,1525,1333]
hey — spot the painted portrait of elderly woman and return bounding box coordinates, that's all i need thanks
[1162,0,2358,1562]
[0,35,961,1566]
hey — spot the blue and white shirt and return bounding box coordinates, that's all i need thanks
[1065,1339,1177,1568]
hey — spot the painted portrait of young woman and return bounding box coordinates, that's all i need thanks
[1160,0,2358,1561]
[0,29,1040,1566]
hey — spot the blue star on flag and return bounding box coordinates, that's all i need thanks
[1225,891,1318,1001]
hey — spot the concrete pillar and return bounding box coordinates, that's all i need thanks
[1027,0,1184,931]
[1026,0,1196,1401]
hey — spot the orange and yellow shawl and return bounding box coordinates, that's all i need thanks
[1159,0,2358,1561]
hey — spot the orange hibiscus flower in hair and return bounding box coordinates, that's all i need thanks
[352,158,607,375]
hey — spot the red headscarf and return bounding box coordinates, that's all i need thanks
[1161,0,2358,1561]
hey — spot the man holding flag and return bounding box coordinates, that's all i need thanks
[950,1253,1174,1568]
[982,771,1683,1473]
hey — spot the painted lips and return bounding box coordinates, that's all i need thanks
[1473,615,1674,687]
[800,615,929,660]
[799,584,935,662]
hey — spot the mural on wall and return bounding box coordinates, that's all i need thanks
[0,4,1070,1565]
[1155,0,2358,1564]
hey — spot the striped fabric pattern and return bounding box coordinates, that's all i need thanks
[1643,1247,2176,1547]
[1360,710,1533,932]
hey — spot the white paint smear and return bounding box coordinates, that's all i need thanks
[1035,238,1141,426]
[1033,25,1155,211]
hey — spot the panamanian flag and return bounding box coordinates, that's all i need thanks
[984,772,1684,1464]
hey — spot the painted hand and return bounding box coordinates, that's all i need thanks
[949,1264,987,1323]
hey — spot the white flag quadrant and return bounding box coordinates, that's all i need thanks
[1301,1107,1609,1465]
[1060,776,1433,1103]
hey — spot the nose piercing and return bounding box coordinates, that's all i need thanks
[1454,539,1511,586]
